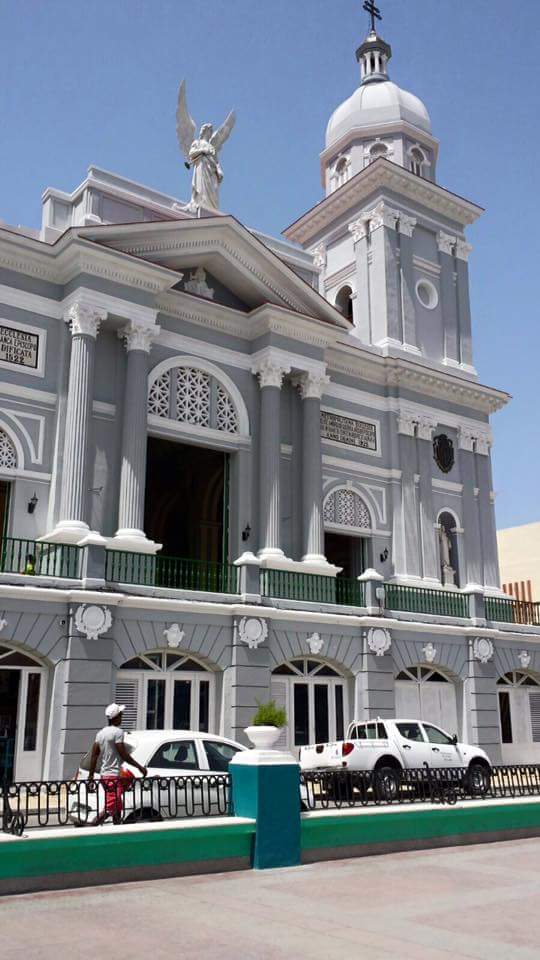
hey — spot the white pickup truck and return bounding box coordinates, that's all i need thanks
[299,718,492,795]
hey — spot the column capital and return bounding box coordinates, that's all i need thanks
[348,217,369,243]
[455,238,473,262]
[252,357,291,389]
[437,231,457,255]
[364,200,400,233]
[64,301,106,338]
[396,413,417,437]
[458,426,476,452]
[118,321,161,353]
[416,416,437,441]
[295,371,330,400]
[475,434,491,456]
[398,213,417,237]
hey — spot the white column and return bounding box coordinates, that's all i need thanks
[50,301,106,543]
[113,321,161,553]
[253,358,290,560]
[298,372,330,565]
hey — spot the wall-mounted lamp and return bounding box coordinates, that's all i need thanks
[27,493,38,515]
[242,524,251,542]
[380,548,389,563]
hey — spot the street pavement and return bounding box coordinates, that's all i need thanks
[2,838,540,959]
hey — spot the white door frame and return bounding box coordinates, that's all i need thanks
[121,669,216,732]
[10,665,48,781]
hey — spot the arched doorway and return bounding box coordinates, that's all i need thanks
[497,670,540,763]
[115,650,216,734]
[323,487,372,578]
[0,644,48,782]
[271,658,348,753]
[395,666,459,737]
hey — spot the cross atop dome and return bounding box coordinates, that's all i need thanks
[363,0,382,33]
[357,1,391,84]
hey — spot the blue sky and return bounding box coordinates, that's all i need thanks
[0,0,537,530]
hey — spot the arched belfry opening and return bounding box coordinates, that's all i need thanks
[335,285,354,321]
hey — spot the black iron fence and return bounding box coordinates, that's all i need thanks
[301,764,540,810]
[1,774,231,835]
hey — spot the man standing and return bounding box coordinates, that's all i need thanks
[87,703,147,825]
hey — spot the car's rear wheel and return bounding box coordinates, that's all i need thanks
[373,764,401,802]
[466,761,491,797]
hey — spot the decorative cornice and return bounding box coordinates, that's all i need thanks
[118,321,161,353]
[65,301,106,338]
[252,357,291,389]
[284,158,483,246]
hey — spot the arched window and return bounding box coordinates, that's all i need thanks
[148,364,240,434]
[271,658,348,751]
[323,488,371,531]
[334,285,354,321]
[332,156,350,191]
[369,141,388,163]
[410,147,426,176]
[116,649,215,733]
[0,429,17,470]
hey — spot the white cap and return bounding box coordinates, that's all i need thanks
[105,703,125,720]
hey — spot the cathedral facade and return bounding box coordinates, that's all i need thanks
[0,21,537,782]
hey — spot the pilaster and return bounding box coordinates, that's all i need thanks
[397,414,421,578]
[252,357,291,561]
[416,417,440,583]
[438,232,460,367]
[458,428,482,588]
[297,371,330,566]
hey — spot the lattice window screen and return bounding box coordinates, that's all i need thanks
[530,693,540,743]
[323,489,371,529]
[0,430,17,470]
[148,372,170,418]
[148,366,239,434]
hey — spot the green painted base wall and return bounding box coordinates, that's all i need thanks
[302,802,540,853]
[0,821,255,883]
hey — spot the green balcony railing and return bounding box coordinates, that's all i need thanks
[105,550,239,595]
[260,569,365,607]
[0,537,81,579]
[384,583,469,618]
[485,596,540,627]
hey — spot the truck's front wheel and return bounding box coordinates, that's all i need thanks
[373,764,401,802]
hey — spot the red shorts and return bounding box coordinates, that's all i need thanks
[101,776,125,818]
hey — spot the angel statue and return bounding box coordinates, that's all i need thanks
[176,80,236,214]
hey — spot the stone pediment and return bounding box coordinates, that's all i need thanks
[78,216,350,330]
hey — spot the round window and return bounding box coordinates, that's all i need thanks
[416,279,438,310]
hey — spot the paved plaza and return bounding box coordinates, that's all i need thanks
[2,838,540,959]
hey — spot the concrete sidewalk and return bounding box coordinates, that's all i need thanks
[2,838,540,959]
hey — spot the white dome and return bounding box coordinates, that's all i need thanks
[326,80,431,149]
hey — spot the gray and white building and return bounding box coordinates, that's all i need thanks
[0,22,537,782]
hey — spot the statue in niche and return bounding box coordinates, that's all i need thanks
[439,525,456,587]
[176,80,236,214]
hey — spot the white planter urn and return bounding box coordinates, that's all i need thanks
[245,725,281,750]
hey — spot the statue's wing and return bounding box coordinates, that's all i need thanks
[211,110,236,152]
[176,79,197,159]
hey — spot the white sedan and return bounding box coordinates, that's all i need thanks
[69,730,246,825]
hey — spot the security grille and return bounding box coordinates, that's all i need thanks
[0,430,17,470]
[148,365,239,434]
[323,488,370,529]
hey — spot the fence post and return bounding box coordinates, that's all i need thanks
[358,568,385,614]
[234,551,262,603]
[79,532,108,588]
[230,745,301,869]
[466,586,486,625]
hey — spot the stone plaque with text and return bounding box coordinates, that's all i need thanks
[0,325,39,369]
[321,410,377,450]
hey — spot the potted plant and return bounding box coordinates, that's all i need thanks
[245,700,287,750]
